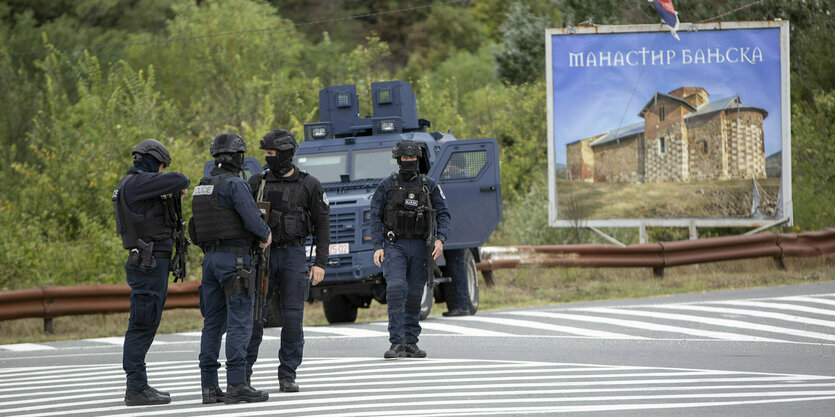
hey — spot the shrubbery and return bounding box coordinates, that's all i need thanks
[0,0,831,290]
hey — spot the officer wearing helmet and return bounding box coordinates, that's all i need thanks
[190,133,272,404]
[245,129,330,393]
[112,139,189,406]
[370,140,451,359]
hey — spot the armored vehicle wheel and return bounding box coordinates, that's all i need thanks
[323,294,358,323]
[419,283,433,320]
[443,249,479,314]
[264,292,284,328]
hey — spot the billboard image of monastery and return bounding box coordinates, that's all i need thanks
[546,22,791,227]
[566,86,768,184]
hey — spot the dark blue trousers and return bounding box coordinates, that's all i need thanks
[247,244,309,380]
[123,257,169,392]
[383,238,427,344]
[444,248,471,310]
[199,251,254,388]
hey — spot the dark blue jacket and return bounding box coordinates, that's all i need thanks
[210,168,271,247]
[122,166,190,252]
[370,173,451,251]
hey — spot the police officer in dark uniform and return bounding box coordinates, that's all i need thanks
[371,140,451,358]
[245,129,330,393]
[190,133,272,404]
[441,248,472,316]
[113,139,189,406]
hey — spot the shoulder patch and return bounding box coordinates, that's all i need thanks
[193,185,214,196]
[437,184,446,199]
[322,192,329,205]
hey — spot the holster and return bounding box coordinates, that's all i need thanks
[223,254,256,298]
[129,239,156,269]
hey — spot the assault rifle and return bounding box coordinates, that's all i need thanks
[161,193,190,283]
[253,201,272,324]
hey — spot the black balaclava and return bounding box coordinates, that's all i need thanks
[134,155,161,172]
[215,153,243,172]
[398,158,419,179]
[267,149,294,175]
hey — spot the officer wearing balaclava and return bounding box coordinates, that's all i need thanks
[113,139,189,406]
[189,133,272,405]
[369,140,451,359]
[245,129,330,393]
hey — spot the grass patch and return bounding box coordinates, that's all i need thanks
[1,255,833,345]
[556,178,781,219]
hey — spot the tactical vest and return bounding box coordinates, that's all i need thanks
[257,171,311,245]
[383,174,433,240]
[113,174,173,249]
[190,173,255,245]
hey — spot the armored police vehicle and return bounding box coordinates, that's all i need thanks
[203,81,502,325]
[286,80,502,324]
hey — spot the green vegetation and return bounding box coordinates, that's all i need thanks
[0,0,832,294]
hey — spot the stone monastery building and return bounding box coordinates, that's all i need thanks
[566,86,768,183]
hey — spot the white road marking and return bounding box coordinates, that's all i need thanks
[0,343,55,352]
[373,320,512,336]
[506,311,785,342]
[578,307,835,342]
[448,315,645,339]
[648,304,835,328]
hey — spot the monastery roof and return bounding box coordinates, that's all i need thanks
[588,95,768,148]
[590,122,644,147]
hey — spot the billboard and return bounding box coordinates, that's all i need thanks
[546,22,791,228]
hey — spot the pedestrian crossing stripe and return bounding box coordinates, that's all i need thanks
[2,291,834,352]
[2,358,835,416]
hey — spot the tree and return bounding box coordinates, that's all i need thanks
[493,2,552,85]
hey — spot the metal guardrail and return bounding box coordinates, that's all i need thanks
[0,281,199,332]
[477,228,835,276]
[0,229,832,330]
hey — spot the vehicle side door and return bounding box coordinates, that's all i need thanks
[427,138,502,249]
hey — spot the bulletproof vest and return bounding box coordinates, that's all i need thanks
[112,174,173,249]
[383,174,433,240]
[190,173,255,245]
[258,171,311,244]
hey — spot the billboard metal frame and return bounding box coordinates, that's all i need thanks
[546,21,791,229]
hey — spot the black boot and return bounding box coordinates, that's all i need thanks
[202,386,224,404]
[279,377,299,392]
[147,386,170,397]
[384,343,405,359]
[442,308,470,317]
[223,383,269,404]
[125,387,172,406]
[402,343,427,358]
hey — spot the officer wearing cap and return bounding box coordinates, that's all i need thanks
[245,129,330,393]
[370,140,451,358]
[190,133,272,404]
[113,139,189,406]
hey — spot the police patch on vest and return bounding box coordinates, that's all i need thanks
[405,198,418,207]
[322,192,329,205]
[193,185,214,196]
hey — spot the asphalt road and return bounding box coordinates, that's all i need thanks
[2,281,834,416]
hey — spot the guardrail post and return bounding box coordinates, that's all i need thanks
[652,266,664,278]
[773,256,787,270]
[44,318,54,334]
[689,221,699,271]
[481,270,496,287]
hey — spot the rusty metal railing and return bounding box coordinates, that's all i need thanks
[0,281,199,333]
[1,229,833,331]
[477,228,835,278]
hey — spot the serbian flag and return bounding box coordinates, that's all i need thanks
[650,0,680,40]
